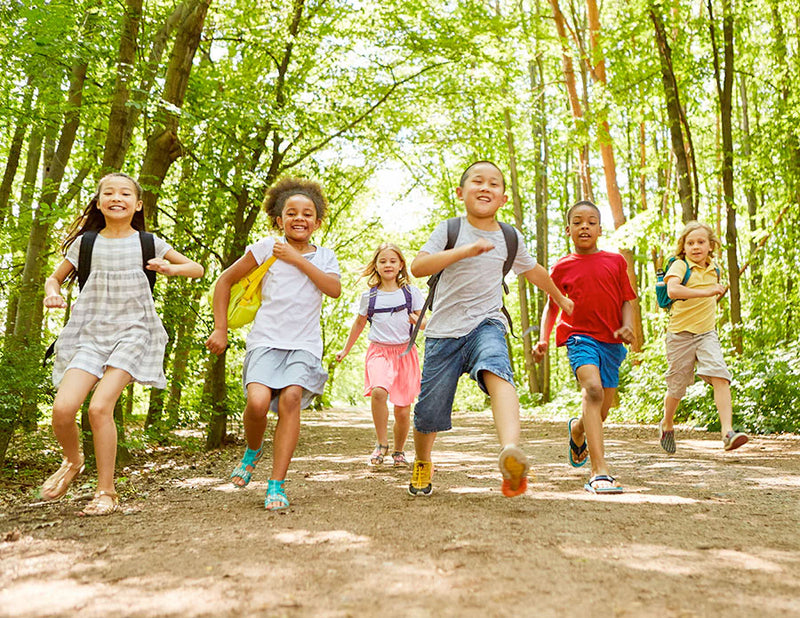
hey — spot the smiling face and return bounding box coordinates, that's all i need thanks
[96,175,142,224]
[683,228,712,264]
[456,162,508,223]
[375,248,403,284]
[276,194,321,243]
[566,204,601,253]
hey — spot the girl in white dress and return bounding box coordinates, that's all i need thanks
[41,173,203,515]
[206,177,341,511]
[336,243,423,467]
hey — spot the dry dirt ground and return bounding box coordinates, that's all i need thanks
[2,408,800,618]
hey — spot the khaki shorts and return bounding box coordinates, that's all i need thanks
[665,330,731,399]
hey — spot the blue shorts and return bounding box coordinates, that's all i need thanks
[413,318,515,434]
[565,334,626,388]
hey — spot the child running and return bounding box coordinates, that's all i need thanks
[534,200,636,494]
[408,160,573,498]
[41,172,204,515]
[657,221,748,453]
[206,177,341,511]
[336,242,424,467]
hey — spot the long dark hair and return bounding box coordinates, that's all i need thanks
[62,172,145,254]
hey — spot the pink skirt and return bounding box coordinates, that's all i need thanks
[364,341,421,407]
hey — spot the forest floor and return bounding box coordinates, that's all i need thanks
[1,407,800,618]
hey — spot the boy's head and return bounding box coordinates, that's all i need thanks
[675,221,718,261]
[566,200,602,253]
[456,161,508,220]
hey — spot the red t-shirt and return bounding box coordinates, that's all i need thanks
[549,250,637,346]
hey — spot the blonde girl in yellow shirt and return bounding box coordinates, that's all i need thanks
[657,221,748,453]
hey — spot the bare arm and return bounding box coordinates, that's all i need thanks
[273,242,341,298]
[666,276,725,300]
[532,297,561,361]
[613,300,635,344]
[205,252,258,355]
[146,248,204,278]
[523,264,574,315]
[43,260,76,309]
[336,314,368,362]
[410,237,495,278]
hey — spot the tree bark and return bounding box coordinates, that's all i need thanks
[0,83,33,227]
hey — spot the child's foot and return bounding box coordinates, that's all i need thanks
[265,479,289,511]
[41,456,85,501]
[584,474,623,494]
[79,490,119,516]
[568,418,588,467]
[658,420,676,454]
[391,451,408,467]
[499,445,529,497]
[230,443,263,487]
[369,444,388,466]
[408,459,433,496]
[723,430,748,451]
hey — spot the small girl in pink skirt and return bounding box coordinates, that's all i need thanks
[337,242,424,467]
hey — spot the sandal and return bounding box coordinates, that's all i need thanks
[369,444,388,466]
[265,479,289,511]
[80,490,119,516]
[230,443,264,487]
[41,456,85,501]
[584,474,623,495]
[392,451,408,467]
[568,417,588,467]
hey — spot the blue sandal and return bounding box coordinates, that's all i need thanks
[230,443,263,487]
[265,479,289,511]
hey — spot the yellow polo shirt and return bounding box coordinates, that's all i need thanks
[665,258,719,334]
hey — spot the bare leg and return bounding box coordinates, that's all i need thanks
[413,429,437,462]
[708,376,733,435]
[51,369,98,466]
[662,394,681,431]
[231,383,272,487]
[370,387,390,447]
[87,367,133,504]
[392,404,411,452]
[482,371,520,448]
[270,385,302,481]
[575,365,610,478]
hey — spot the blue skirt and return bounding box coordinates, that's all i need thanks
[242,347,328,412]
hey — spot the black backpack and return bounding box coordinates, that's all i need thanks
[403,217,518,354]
[43,230,157,363]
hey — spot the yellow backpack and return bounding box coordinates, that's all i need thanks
[208,256,276,329]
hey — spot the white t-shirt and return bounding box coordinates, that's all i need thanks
[245,237,340,358]
[419,217,536,338]
[357,285,424,345]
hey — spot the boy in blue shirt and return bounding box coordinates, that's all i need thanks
[408,161,573,498]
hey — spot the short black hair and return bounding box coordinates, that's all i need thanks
[566,200,601,223]
[459,160,505,190]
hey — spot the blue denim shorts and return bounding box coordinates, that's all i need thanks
[413,318,515,434]
[566,334,626,388]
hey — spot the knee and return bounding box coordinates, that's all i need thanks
[87,402,113,426]
[583,382,604,404]
[51,402,78,429]
[245,394,270,416]
[371,388,388,404]
[279,388,303,412]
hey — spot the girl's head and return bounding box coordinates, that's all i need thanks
[263,178,328,241]
[362,242,409,288]
[675,221,719,264]
[63,173,145,252]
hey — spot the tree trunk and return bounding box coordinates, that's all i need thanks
[205,354,228,449]
[709,0,742,353]
[0,83,33,227]
[650,5,695,222]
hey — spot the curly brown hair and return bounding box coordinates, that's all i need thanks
[262,177,328,229]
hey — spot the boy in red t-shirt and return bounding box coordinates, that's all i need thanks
[534,200,636,494]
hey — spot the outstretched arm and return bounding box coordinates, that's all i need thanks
[43,260,76,309]
[410,237,495,278]
[146,248,204,278]
[533,297,561,362]
[336,314,368,362]
[666,276,725,300]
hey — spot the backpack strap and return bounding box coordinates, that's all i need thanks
[498,222,519,337]
[366,286,379,322]
[139,231,156,293]
[77,231,97,291]
[403,217,461,355]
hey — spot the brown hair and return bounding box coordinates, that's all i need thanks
[262,177,328,230]
[674,221,719,259]
[361,242,410,288]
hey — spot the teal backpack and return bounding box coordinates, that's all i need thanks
[655,257,720,310]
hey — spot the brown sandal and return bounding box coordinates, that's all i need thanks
[80,490,119,516]
[369,444,389,466]
[41,457,85,501]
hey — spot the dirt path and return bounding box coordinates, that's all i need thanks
[2,409,800,618]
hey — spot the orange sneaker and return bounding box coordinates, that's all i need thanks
[499,445,529,497]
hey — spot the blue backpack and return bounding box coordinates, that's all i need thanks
[655,257,720,310]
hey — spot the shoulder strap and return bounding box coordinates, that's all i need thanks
[681,258,691,286]
[366,286,379,322]
[401,285,413,313]
[139,231,156,293]
[78,231,97,291]
[403,217,461,356]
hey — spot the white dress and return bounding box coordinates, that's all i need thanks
[52,232,171,388]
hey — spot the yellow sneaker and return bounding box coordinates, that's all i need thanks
[408,459,433,497]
